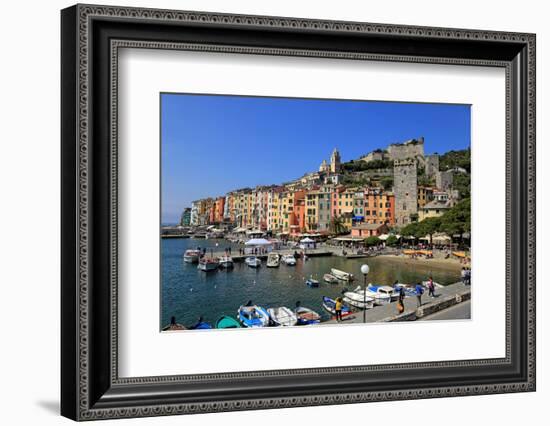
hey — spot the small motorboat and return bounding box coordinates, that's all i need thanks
[267,307,298,327]
[219,255,234,269]
[343,289,375,309]
[354,285,391,305]
[323,273,338,284]
[266,252,280,268]
[197,257,219,271]
[183,249,201,263]
[238,304,270,328]
[331,268,354,281]
[282,254,296,266]
[295,306,321,325]
[306,278,320,288]
[245,256,261,268]
[322,296,353,317]
[368,284,400,302]
[215,315,241,329]
[190,318,213,330]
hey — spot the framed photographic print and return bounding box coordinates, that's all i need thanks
[61,4,536,421]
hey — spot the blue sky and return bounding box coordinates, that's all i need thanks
[161,93,471,223]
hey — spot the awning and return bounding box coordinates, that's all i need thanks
[378,234,389,241]
[352,216,364,221]
[244,238,273,246]
[300,237,314,243]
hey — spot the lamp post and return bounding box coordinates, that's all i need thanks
[360,264,370,323]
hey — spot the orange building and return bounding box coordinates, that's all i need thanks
[363,188,395,225]
[289,190,306,235]
[209,196,225,224]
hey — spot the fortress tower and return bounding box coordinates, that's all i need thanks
[393,159,418,226]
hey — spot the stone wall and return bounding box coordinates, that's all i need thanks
[387,137,425,161]
[425,154,440,177]
[436,170,454,191]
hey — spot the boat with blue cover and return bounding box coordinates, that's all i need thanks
[215,315,241,329]
[238,303,270,328]
[190,318,213,330]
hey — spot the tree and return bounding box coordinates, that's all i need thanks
[416,216,442,245]
[401,222,422,239]
[365,236,381,246]
[386,235,399,246]
[440,198,471,238]
[329,216,347,235]
[381,176,393,191]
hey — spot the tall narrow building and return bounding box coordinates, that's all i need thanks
[330,148,341,173]
[393,159,418,226]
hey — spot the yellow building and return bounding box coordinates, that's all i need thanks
[418,199,452,221]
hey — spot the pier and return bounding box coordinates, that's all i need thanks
[322,282,470,324]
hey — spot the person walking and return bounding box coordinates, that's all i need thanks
[335,297,343,322]
[415,282,424,307]
[427,276,436,298]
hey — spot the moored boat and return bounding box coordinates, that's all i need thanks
[368,284,400,302]
[190,318,213,330]
[306,278,320,288]
[215,315,241,329]
[343,289,375,309]
[219,255,234,269]
[394,283,417,297]
[238,304,270,328]
[295,306,321,325]
[323,273,338,284]
[331,268,354,281]
[267,307,298,327]
[266,252,280,268]
[197,257,219,271]
[183,249,201,263]
[245,256,261,268]
[282,254,296,266]
[162,316,187,331]
[354,285,391,305]
[322,296,353,317]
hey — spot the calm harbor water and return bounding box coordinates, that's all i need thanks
[161,238,461,329]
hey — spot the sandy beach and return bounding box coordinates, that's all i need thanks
[375,254,463,272]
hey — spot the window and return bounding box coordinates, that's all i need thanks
[403,203,407,210]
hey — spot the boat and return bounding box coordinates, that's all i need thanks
[267,307,298,327]
[215,315,241,329]
[306,278,320,287]
[368,284,400,302]
[282,254,296,266]
[394,283,417,297]
[162,316,187,331]
[266,252,280,268]
[331,268,354,281]
[354,285,391,305]
[237,304,270,328]
[322,296,353,317]
[197,257,219,271]
[295,306,321,325]
[183,249,201,263]
[245,256,261,268]
[190,319,213,330]
[343,289,375,309]
[219,255,234,269]
[323,273,338,284]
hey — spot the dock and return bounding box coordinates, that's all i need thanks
[322,282,471,324]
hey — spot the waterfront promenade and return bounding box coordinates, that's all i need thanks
[323,282,470,324]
